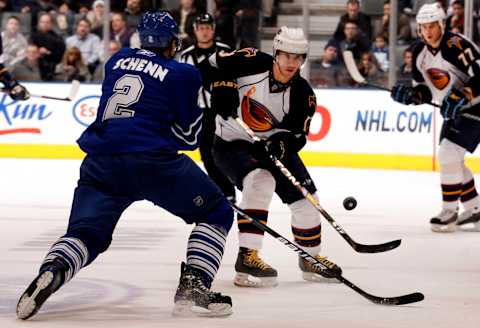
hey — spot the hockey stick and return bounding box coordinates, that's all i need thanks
[342,51,480,123]
[2,80,81,102]
[231,203,424,305]
[32,80,81,101]
[234,117,401,253]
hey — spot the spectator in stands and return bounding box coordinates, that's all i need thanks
[396,47,413,87]
[446,1,479,43]
[334,20,371,62]
[1,16,28,67]
[110,12,134,48]
[262,0,279,27]
[333,0,372,42]
[87,0,106,38]
[66,18,102,75]
[54,1,76,38]
[54,46,90,82]
[372,34,389,72]
[11,44,42,81]
[374,1,412,45]
[214,0,235,47]
[92,40,122,81]
[0,0,13,12]
[357,51,386,86]
[235,0,262,48]
[172,0,201,49]
[124,0,144,30]
[310,40,345,88]
[30,12,66,81]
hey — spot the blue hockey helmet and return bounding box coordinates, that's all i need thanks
[138,11,179,49]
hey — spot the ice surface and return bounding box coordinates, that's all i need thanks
[1,158,479,328]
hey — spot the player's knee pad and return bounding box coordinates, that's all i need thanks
[240,168,276,210]
[438,139,466,166]
[203,198,234,233]
[289,197,321,228]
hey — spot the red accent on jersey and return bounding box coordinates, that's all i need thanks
[427,68,451,90]
[241,86,276,132]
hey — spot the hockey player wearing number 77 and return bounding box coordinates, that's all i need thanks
[16,11,234,319]
[209,27,342,288]
[390,3,480,233]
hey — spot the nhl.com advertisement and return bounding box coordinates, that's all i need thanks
[0,82,466,170]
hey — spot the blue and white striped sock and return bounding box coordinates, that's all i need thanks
[41,237,89,282]
[186,223,227,287]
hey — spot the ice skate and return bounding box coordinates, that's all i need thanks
[173,262,232,317]
[456,207,480,231]
[16,259,67,320]
[299,254,342,283]
[430,208,458,232]
[234,247,278,287]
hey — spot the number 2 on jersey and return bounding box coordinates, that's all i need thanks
[103,74,145,121]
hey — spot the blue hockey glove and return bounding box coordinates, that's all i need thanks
[391,84,415,105]
[441,88,467,120]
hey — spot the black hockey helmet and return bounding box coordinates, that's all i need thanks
[194,13,215,28]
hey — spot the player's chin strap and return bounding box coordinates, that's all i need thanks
[234,117,401,254]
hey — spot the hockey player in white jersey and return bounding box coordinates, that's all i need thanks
[391,3,480,232]
[209,27,342,287]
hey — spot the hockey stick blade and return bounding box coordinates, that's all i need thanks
[234,117,401,253]
[30,80,81,101]
[231,203,424,306]
[343,51,390,91]
[351,238,401,253]
[316,206,401,253]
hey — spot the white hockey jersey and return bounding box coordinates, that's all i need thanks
[209,48,316,144]
[412,31,480,107]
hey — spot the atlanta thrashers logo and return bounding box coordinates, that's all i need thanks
[447,36,463,50]
[241,86,279,132]
[426,68,451,90]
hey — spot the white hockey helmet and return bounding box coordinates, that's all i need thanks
[416,3,446,41]
[273,26,309,57]
[416,3,446,25]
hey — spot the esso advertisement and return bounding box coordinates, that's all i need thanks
[72,95,100,127]
[306,89,440,155]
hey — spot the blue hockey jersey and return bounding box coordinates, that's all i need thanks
[78,48,203,154]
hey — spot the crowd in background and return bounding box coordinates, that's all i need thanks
[0,0,275,82]
[310,0,480,88]
[0,0,479,86]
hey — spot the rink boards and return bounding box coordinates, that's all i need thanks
[1,82,480,171]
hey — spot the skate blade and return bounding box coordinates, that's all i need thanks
[302,272,340,283]
[172,300,232,317]
[456,222,480,232]
[234,273,278,288]
[17,271,54,320]
[431,223,457,233]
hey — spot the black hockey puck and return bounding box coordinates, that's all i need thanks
[343,197,357,211]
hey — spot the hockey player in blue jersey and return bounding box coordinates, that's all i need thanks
[16,11,234,319]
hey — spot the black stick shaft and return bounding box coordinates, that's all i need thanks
[234,117,401,253]
[231,203,424,305]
